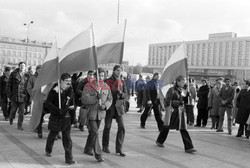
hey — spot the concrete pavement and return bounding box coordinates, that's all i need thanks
[0,99,250,168]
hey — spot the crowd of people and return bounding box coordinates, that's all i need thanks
[0,61,250,165]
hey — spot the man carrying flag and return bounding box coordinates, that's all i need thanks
[155,43,196,153]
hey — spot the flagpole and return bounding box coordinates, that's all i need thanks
[183,41,191,105]
[55,39,61,109]
[117,0,120,24]
[119,19,127,64]
[91,23,101,104]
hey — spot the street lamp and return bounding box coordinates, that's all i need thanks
[24,21,34,65]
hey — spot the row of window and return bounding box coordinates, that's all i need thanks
[1,49,46,59]
[0,43,46,52]
[1,57,43,65]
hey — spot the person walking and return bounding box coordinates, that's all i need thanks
[45,73,75,165]
[195,79,209,127]
[102,65,127,157]
[235,80,250,139]
[155,75,196,153]
[0,66,11,120]
[208,79,222,129]
[140,73,164,131]
[82,68,112,162]
[76,70,94,131]
[26,65,43,138]
[135,75,145,112]
[7,62,28,130]
[217,78,235,134]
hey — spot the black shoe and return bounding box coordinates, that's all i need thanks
[46,152,51,157]
[116,150,126,157]
[79,124,84,131]
[155,141,164,147]
[210,127,215,129]
[137,110,142,113]
[216,129,224,132]
[194,125,201,127]
[9,119,13,125]
[65,160,76,165]
[202,125,206,128]
[236,135,242,137]
[38,133,43,138]
[246,136,249,139]
[57,133,61,139]
[24,111,30,115]
[102,147,110,153]
[96,156,104,162]
[185,148,197,153]
[17,126,24,130]
[5,117,9,121]
[84,151,94,156]
[140,125,145,129]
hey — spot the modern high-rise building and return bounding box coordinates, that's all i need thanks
[148,32,250,81]
[0,36,52,71]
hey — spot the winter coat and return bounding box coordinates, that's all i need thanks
[219,85,235,107]
[235,89,250,125]
[26,72,39,98]
[208,87,220,116]
[81,82,112,120]
[44,85,74,131]
[197,85,209,109]
[6,68,28,103]
[0,74,9,102]
[75,77,88,106]
[164,85,187,130]
[105,74,127,117]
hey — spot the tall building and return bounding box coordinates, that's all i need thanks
[148,32,250,81]
[0,36,52,70]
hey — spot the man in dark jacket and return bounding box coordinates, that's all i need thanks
[140,73,164,131]
[6,62,28,130]
[102,65,127,157]
[235,79,250,139]
[0,66,11,120]
[195,79,209,127]
[45,73,75,165]
[135,75,145,112]
[217,78,235,134]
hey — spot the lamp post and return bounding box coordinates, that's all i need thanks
[24,21,33,65]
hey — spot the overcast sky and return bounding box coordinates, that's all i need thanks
[1,0,250,65]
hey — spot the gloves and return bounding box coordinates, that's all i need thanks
[99,104,106,111]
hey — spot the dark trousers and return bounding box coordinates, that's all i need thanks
[85,120,102,157]
[185,105,194,124]
[45,127,73,162]
[140,103,163,131]
[102,114,125,152]
[1,101,10,119]
[9,101,25,127]
[157,126,194,150]
[211,115,219,129]
[196,108,208,126]
[37,112,45,134]
[137,91,143,108]
[237,124,250,137]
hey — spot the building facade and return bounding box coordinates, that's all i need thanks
[148,32,250,81]
[0,36,52,71]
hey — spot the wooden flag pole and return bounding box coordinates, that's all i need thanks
[55,39,61,109]
[91,23,101,105]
